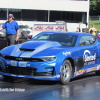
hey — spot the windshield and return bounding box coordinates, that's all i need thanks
[31,33,78,47]
[19,25,29,28]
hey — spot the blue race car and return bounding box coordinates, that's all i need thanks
[0,31,100,84]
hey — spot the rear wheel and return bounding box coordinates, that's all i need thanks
[95,71,100,75]
[60,60,72,85]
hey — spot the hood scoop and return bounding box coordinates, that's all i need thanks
[19,48,35,51]
[10,41,62,57]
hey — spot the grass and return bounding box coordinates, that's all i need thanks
[89,20,100,31]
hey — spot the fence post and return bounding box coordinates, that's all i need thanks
[89,16,91,28]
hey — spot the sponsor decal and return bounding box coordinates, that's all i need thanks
[83,50,96,62]
[84,61,95,66]
[83,50,96,66]
[34,24,66,32]
[74,69,86,76]
[34,25,43,31]
[7,61,29,67]
[44,25,54,31]
[74,65,100,77]
[19,62,27,67]
[56,74,60,78]
[62,51,71,56]
[55,25,65,32]
[11,61,17,66]
[86,67,94,72]
[97,65,100,70]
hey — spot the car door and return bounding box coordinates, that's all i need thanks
[75,35,97,74]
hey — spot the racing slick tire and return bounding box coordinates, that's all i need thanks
[60,60,72,85]
[95,71,100,75]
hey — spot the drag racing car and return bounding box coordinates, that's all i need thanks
[0,31,100,84]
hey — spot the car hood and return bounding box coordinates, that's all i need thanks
[1,41,72,57]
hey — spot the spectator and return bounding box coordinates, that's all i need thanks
[0,14,19,46]
[89,24,97,36]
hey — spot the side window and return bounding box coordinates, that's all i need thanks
[79,35,96,46]
[38,35,49,40]
[91,36,96,44]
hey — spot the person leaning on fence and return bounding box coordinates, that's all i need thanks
[89,24,97,36]
[0,14,20,46]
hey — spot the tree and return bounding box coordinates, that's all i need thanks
[96,2,100,15]
[90,1,97,16]
[90,0,100,16]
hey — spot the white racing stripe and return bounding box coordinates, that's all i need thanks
[20,42,61,57]
[10,44,23,57]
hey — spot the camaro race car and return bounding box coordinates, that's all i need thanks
[0,31,100,84]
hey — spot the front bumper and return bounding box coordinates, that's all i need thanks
[0,72,60,81]
[0,57,60,81]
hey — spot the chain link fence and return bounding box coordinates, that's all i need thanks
[89,16,100,32]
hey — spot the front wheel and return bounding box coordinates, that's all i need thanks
[60,60,72,85]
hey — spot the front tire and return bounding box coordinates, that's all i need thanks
[60,60,72,85]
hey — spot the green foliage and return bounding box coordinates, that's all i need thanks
[90,0,100,16]
[90,1,97,15]
[96,3,100,15]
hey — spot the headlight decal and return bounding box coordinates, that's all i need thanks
[40,57,56,61]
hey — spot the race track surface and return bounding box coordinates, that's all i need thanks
[0,73,100,100]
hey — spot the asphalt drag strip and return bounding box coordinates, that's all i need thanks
[0,73,100,100]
